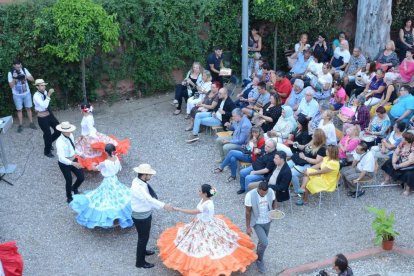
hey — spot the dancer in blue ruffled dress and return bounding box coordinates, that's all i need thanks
[70,143,133,228]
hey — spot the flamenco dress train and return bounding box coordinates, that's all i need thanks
[157,200,257,276]
[69,158,133,228]
[76,115,130,170]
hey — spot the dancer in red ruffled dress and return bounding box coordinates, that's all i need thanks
[75,103,130,170]
[157,184,257,276]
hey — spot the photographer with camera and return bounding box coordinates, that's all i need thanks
[33,79,61,158]
[7,60,36,132]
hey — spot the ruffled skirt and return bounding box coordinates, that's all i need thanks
[75,132,130,171]
[69,175,133,229]
[157,215,257,276]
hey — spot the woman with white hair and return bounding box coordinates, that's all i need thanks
[285,79,305,111]
[374,40,400,70]
[185,70,212,119]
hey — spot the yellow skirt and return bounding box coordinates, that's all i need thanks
[306,169,337,194]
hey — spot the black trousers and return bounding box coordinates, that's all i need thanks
[132,215,152,267]
[174,84,189,110]
[58,160,85,199]
[38,114,61,155]
[345,82,365,97]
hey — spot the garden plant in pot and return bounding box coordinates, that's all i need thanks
[367,207,399,250]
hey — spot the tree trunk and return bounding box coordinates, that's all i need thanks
[81,58,87,102]
[273,24,278,70]
[355,0,392,61]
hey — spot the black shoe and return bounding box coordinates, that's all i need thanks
[67,197,73,203]
[351,190,365,198]
[145,250,155,256]
[347,191,356,197]
[51,145,55,151]
[237,189,245,195]
[136,262,155,269]
[45,153,54,158]
[72,189,79,195]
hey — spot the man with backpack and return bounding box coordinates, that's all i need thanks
[7,60,36,132]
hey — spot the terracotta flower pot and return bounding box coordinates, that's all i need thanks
[382,238,394,251]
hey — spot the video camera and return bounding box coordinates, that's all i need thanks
[12,69,26,81]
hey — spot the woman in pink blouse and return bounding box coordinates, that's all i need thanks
[338,125,360,166]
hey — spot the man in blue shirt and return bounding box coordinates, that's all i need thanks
[286,79,305,111]
[390,85,414,124]
[207,45,224,86]
[290,48,313,79]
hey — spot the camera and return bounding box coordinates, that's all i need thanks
[12,69,26,81]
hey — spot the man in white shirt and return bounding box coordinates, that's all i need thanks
[341,142,375,198]
[295,88,319,120]
[130,164,173,269]
[33,79,61,157]
[55,122,84,203]
[245,181,276,273]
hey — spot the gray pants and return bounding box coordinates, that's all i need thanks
[341,166,373,192]
[253,222,271,262]
[216,136,241,160]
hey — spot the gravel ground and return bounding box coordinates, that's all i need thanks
[1,93,414,276]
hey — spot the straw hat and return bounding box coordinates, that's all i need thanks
[133,164,156,175]
[56,121,76,132]
[34,79,48,86]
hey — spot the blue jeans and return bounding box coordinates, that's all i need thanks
[287,160,310,193]
[192,112,221,135]
[220,150,252,177]
[240,165,265,191]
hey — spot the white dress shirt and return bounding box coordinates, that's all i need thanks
[81,115,97,137]
[33,91,50,112]
[131,178,165,212]
[56,134,80,165]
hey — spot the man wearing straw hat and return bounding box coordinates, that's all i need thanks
[32,79,61,158]
[55,121,84,203]
[131,164,173,269]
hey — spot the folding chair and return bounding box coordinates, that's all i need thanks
[318,173,341,209]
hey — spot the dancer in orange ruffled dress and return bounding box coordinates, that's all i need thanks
[157,184,257,276]
[75,103,130,170]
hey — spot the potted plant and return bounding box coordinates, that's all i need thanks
[367,207,399,250]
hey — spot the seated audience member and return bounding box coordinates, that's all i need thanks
[369,73,397,117]
[410,116,414,132]
[235,77,259,108]
[296,145,340,205]
[261,63,273,83]
[343,47,367,86]
[361,106,391,147]
[186,87,235,143]
[285,79,305,111]
[284,115,312,153]
[345,61,376,98]
[216,108,252,161]
[214,126,265,182]
[242,81,270,118]
[186,81,220,131]
[287,33,311,68]
[330,79,346,110]
[238,139,277,194]
[381,132,414,196]
[271,71,292,104]
[318,110,337,145]
[312,32,331,63]
[289,48,313,81]
[371,121,405,159]
[266,151,292,203]
[332,31,347,51]
[266,105,297,143]
[185,70,212,118]
[305,56,323,84]
[338,125,360,167]
[341,95,370,133]
[251,54,264,80]
[342,141,375,198]
[396,18,414,62]
[314,63,333,101]
[173,62,203,115]
[295,88,319,120]
[253,94,282,133]
[330,40,351,78]
[388,49,414,85]
[389,85,414,124]
[287,129,326,194]
[309,101,331,135]
[375,40,400,71]
[362,69,386,107]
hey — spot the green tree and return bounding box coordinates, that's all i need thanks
[34,0,120,102]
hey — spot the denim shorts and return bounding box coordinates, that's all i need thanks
[13,93,33,110]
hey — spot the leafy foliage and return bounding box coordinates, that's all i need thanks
[367,206,400,245]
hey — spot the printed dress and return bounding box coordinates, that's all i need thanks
[69,158,133,229]
[157,200,257,276]
[76,115,130,170]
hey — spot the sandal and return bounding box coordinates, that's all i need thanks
[213,168,223,174]
[227,176,236,182]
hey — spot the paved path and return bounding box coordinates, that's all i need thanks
[1,94,413,275]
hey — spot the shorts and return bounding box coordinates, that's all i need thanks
[13,93,33,110]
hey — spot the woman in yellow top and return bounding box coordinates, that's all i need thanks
[296,145,340,205]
